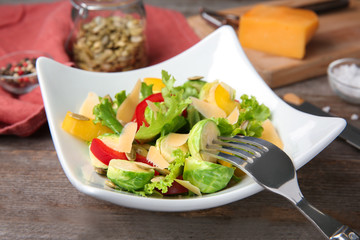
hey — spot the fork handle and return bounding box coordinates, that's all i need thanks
[295,198,359,240]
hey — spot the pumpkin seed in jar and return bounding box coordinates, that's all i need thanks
[72,14,147,72]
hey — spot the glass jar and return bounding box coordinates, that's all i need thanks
[67,0,147,72]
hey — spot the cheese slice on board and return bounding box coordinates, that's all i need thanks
[239,4,319,59]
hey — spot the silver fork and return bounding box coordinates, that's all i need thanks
[203,135,359,240]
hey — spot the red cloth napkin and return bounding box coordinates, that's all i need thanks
[0,0,200,137]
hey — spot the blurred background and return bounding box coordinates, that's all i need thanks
[0,0,267,16]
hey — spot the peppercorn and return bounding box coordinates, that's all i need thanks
[0,57,38,89]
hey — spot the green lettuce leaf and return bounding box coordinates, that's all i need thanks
[180,80,206,99]
[93,97,123,134]
[160,115,187,137]
[135,71,191,141]
[214,117,235,136]
[212,94,270,137]
[113,90,127,110]
[236,94,270,137]
[141,82,153,100]
[239,94,270,122]
[185,105,202,130]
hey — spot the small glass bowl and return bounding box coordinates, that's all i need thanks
[327,58,360,104]
[0,50,52,95]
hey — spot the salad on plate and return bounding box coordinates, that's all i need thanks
[62,70,283,197]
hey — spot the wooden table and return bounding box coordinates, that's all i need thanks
[1,1,359,239]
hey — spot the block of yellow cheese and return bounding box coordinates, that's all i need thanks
[238,5,319,59]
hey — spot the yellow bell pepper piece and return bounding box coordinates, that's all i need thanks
[214,84,238,116]
[143,77,165,93]
[62,111,113,142]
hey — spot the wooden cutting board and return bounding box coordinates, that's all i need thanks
[187,0,360,88]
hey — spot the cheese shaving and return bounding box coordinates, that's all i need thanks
[147,146,170,169]
[190,97,226,118]
[174,179,202,196]
[166,133,189,147]
[145,100,159,119]
[116,79,141,123]
[79,92,100,119]
[207,82,219,105]
[116,122,137,153]
[150,176,165,183]
[226,107,239,125]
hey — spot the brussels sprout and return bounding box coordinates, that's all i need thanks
[183,157,234,193]
[156,133,189,163]
[188,119,220,162]
[199,81,218,102]
[107,160,154,191]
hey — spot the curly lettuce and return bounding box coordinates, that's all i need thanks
[93,97,123,134]
[143,149,187,195]
[135,71,191,141]
[214,94,270,137]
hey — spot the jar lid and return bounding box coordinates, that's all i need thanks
[70,0,141,11]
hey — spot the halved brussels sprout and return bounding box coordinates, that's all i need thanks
[183,157,234,193]
[188,119,219,162]
[156,133,189,163]
[107,160,154,191]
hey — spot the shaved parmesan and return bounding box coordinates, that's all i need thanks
[150,176,165,183]
[190,97,226,118]
[133,161,153,170]
[174,179,202,196]
[147,146,170,169]
[226,107,239,125]
[116,79,141,123]
[102,122,137,153]
[207,82,219,105]
[146,100,159,119]
[166,133,189,147]
[110,159,150,172]
[117,122,137,153]
[79,92,100,119]
[134,161,170,175]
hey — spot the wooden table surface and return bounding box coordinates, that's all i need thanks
[1,1,359,239]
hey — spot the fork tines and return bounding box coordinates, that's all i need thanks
[202,135,269,167]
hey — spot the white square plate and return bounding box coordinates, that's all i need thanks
[37,26,346,212]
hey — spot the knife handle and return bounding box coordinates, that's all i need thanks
[330,225,360,240]
[301,0,350,14]
[283,93,304,106]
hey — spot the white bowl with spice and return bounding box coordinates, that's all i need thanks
[327,58,360,104]
[0,50,52,95]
